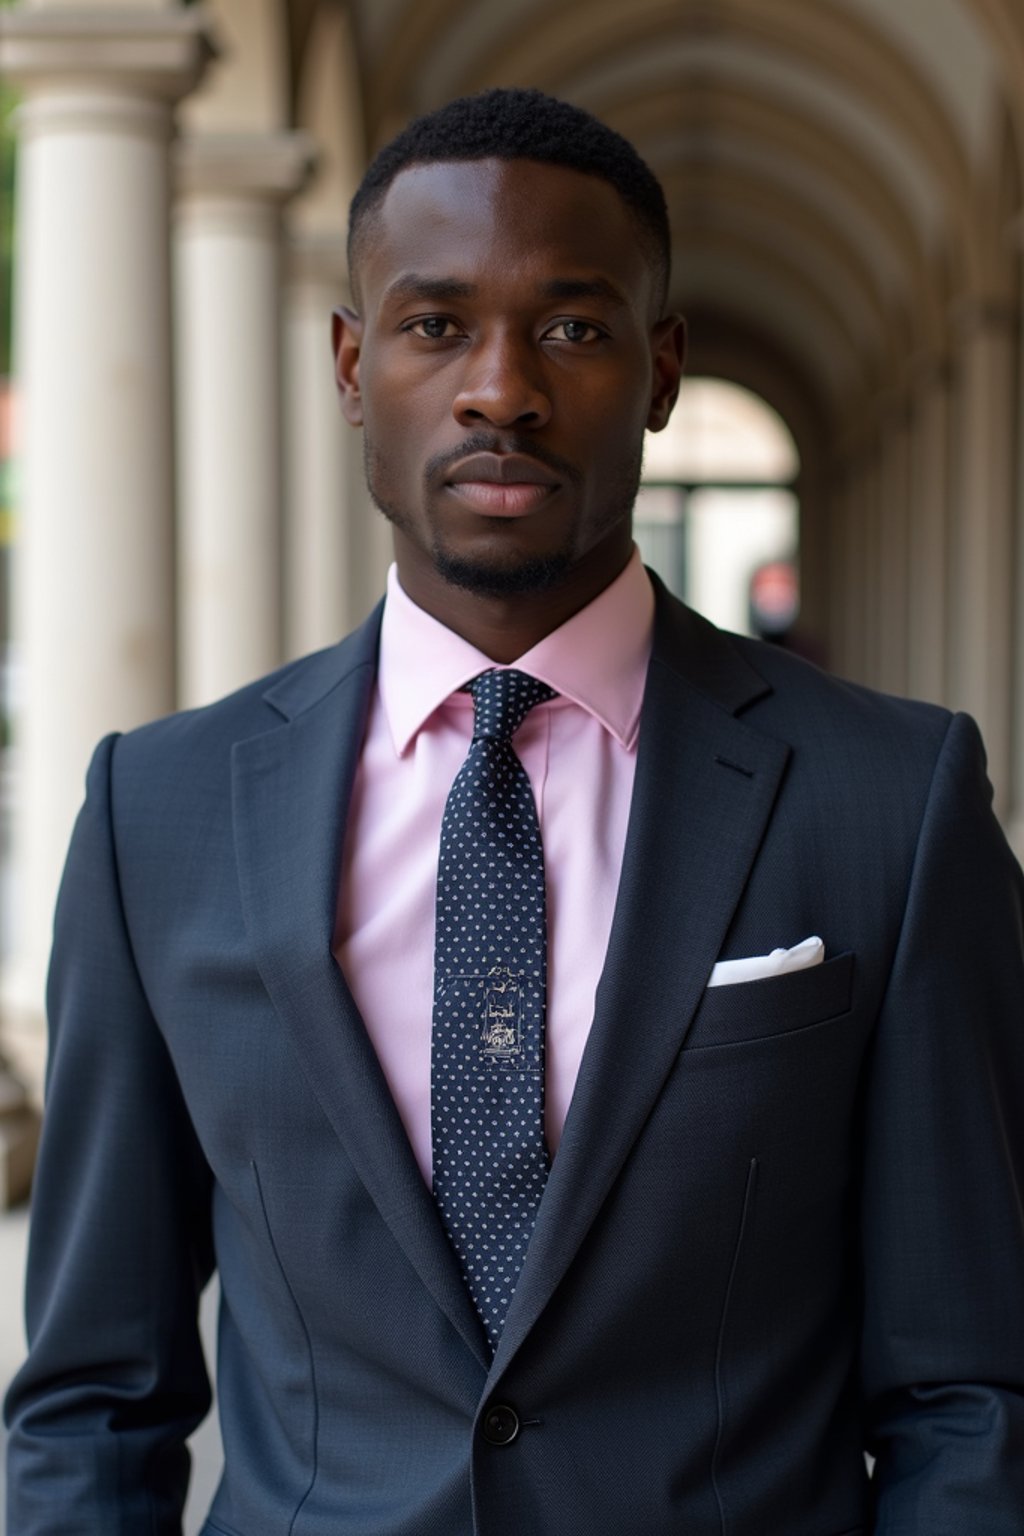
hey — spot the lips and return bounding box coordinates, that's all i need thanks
[444,452,560,517]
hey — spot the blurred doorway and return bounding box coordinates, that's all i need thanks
[635,378,800,641]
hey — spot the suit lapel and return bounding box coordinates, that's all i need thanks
[232,608,489,1366]
[232,581,792,1377]
[492,585,791,1375]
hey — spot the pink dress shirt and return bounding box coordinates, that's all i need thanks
[334,548,654,1185]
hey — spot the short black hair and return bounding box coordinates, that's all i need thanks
[347,88,671,312]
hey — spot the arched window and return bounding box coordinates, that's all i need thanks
[636,379,800,639]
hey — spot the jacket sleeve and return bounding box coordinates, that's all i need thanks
[4,733,215,1535]
[860,711,1024,1531]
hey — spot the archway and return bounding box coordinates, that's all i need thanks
[637,378,801,642]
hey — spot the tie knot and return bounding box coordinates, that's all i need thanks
[467,669,556,743]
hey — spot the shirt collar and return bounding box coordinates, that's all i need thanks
[378,546,654,757]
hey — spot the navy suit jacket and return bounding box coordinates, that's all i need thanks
[7,578,1024,1534]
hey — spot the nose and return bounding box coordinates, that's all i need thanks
[452,330,552,429]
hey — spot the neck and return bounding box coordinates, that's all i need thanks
[393,536,634,663]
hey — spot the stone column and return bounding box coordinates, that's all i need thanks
[825,471,849,679]
[799,451,832,666]
[847,457,859,681]
[174,131,315,707]
[877,403,911,698]
[283,234,362,658]
[906,359,952,706]
[0,8,213,1118]
[948,302,1017,818]
[857,441,883,691]
[835,448,865,685]
[1008,238,1024,859]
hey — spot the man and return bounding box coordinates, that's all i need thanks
[6,88,1024,1534]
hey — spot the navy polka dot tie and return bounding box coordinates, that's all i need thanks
[431,668,557,1354]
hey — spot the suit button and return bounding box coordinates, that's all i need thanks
[482,1403,520,1446]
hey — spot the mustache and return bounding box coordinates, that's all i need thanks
[424,432,581,488]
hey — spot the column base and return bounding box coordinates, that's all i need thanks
[1004,816,1024,863]
[0,1064,40,1209]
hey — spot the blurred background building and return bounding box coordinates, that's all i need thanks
[0,0,1023,1201]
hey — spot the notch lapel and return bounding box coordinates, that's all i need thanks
[492,587,791,1375]
[232,610,489,1366]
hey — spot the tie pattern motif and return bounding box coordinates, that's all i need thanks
[431,669,556,1353]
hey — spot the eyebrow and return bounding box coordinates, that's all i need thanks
[381,275,477,306]
[380,273,629,309]
[539,278,628,308]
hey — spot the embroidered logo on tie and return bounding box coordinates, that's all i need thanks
[481,965,523,1060]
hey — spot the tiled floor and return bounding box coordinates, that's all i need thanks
[1,1205,224,1534]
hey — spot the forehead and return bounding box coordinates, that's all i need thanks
[361,158,652,308]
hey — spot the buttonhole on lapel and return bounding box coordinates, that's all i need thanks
[714,754,755,778]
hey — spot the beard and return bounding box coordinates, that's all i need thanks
[427,545,573,598]
[363,431,643,599]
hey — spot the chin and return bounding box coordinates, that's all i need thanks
[432,545,573,598]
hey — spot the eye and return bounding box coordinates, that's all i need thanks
[403,316,463,340]
[544,319,606,344]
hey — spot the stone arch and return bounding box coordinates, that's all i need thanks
[683,307,828,484]
[681,306,832,643]
[597,82,942,351]
[365,0,983,296]
[977,97,1023,303]
[660,160,896,359]
[968,0,1024,146]
[676,233,868,406]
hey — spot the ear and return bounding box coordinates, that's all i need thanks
[332,305,364,427]
[646,313,687,433]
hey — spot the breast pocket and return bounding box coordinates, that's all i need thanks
[684,951,855,1049]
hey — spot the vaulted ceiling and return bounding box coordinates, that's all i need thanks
[290,0,1022,429]
[190,0,1017,450]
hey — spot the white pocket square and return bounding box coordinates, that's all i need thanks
[707,935,824,988]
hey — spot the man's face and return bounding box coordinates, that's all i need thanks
[334,157,684,604]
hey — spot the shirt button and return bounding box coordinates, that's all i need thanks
[482,1403,520,1446]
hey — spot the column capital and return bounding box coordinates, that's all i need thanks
[0,7,217,105]
[903,347,953,396]
[948,294,1019,339]
[872,383,912,433]
[834,417,878,468]
[0,1057,41,1205]
[286,229,348,292]
[176,131,318,205]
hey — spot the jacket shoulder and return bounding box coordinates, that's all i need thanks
[649,573,953,765]
[732,630,952,739]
